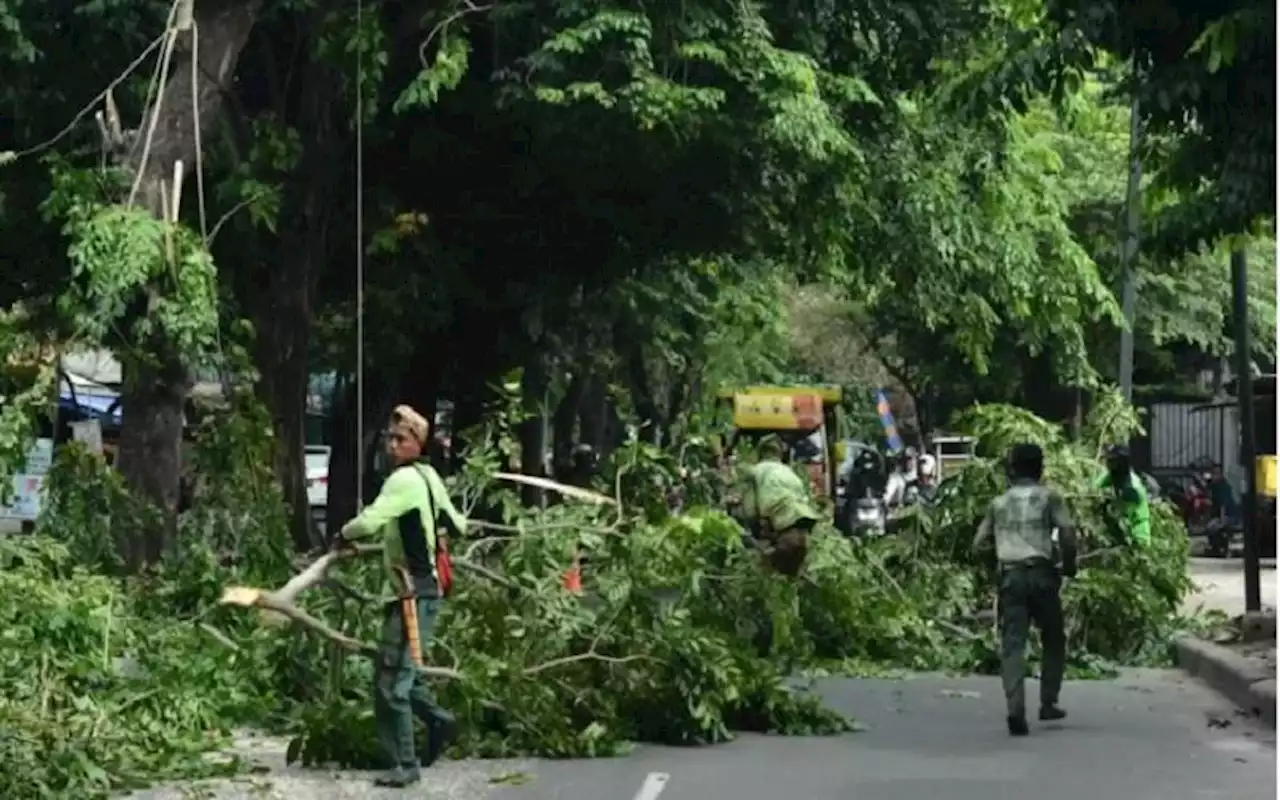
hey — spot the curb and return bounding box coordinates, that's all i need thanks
[1174,636,1276,728]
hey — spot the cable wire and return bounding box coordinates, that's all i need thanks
[355,0,366,511]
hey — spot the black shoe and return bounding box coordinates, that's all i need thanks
[1039,705,1067,721]
[1007,715,1029,736]
[374,766,421,787]
[424,713,457,767]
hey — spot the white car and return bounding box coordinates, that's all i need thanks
[306,446,330,528]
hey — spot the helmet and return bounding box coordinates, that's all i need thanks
[1105,445,1131,473]
[758,434,787,460]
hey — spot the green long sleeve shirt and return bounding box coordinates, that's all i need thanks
[1096,470,1151,547]
[739,459,820,533]
[340,461,466,600]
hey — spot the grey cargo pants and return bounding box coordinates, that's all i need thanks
[998,560,1065,719]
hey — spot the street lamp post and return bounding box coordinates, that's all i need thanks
[1116,93,1142,403]
[1231,249,1262,613]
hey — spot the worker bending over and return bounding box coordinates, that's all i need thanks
[736,435,822,576]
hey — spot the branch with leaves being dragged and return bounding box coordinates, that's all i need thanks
[218,548,655,681]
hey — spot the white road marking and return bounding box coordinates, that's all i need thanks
[631,771,670,800]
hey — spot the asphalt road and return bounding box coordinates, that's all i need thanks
[495,672,1275,800]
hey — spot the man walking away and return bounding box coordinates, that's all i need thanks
[972,443,1078,736]
[331,404,467,787]
[1097,445,1151,547]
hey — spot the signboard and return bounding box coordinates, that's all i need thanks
[0,438,53,521]
[732,393,823,430]
[71,419,104,455]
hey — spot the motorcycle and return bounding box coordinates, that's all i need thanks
[836,444,888,538]
[847,490,887,538]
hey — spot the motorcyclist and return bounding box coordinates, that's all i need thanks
[1207,462,1240,522]
[1097,445,1151,547]
[883,449,915,507]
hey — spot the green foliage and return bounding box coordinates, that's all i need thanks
[933,392,1196,669]
[0,398,334,799]
[0,313,56,501]
[0,392,1210,795]
[45,177,219,367]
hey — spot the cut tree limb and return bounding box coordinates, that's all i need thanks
[219,584,463,680]
[493,472,616,505]
[259,550,350,626]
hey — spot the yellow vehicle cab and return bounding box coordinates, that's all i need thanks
[716,385,843,501]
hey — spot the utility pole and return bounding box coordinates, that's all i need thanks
[1231,250,1262,612]
[1117,91,1143,403]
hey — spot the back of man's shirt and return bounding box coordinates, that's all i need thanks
[987,482,1071,564]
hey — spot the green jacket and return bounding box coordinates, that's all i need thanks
[1096,470,1150,546]
[740,459,820,532]
[341,461,466,600]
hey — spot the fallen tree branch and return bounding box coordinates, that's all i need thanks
[523,651,653,676]
[219,585,463,679]
[493,472,616,505]
[454,557,517,589]
[260,550,354,626]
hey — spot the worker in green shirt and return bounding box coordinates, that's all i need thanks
[1097,445,1150,547]
[331,405,467,788]
[735,435,822,576]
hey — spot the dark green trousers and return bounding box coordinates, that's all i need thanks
[375,596,451,769]
[998,561,1065,719]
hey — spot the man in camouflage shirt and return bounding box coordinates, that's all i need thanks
[972,443,1078,736]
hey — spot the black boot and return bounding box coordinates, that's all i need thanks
[1039,705,1067,721]
[1007,715,1029,736]
[424,713,458,767]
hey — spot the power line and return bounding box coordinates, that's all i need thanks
[355,0,366,512]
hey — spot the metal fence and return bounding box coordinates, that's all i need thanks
[1132,400,1243,492]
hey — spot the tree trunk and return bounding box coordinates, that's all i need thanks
[114,0,262,569]
[519,354,549,506]
[579,373,607,450]
[551,372,583,474]
[115,360,188,570]
[621,341,662,446]
[255,29,341,553]
[324,373,396,538]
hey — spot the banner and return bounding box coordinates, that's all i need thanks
[874,390,904,453]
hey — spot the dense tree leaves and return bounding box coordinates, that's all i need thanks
[951,0,1275,254]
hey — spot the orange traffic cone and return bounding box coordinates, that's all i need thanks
[561,549,583,595]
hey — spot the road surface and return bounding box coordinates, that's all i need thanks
[1186,556,1277,616]
[496,672,1274,800]
[139,671,1275,800]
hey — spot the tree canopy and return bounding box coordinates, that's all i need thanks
[0,1,1268,795]
[1,0,1273,549]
